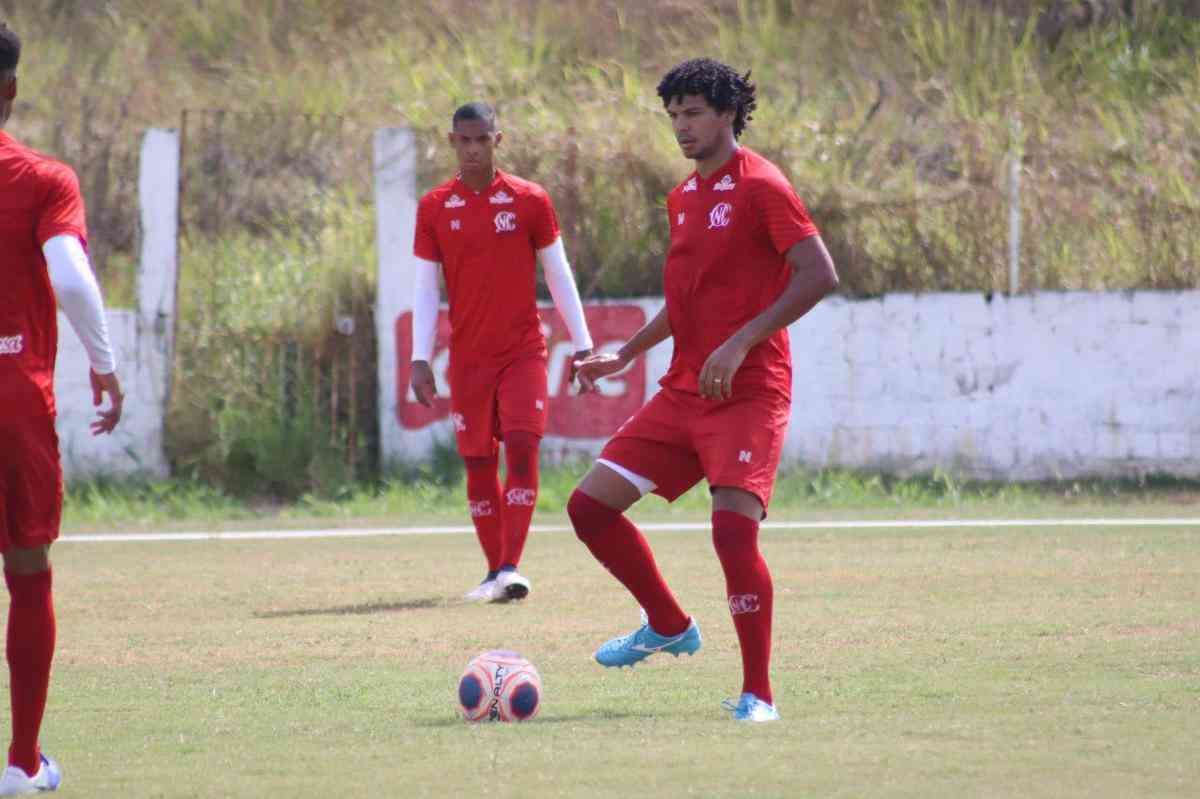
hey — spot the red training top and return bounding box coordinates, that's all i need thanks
[0,130,89,420]
[413,170,560,366]
[661,146,819,399]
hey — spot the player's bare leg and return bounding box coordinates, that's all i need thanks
[0,544,61,793]
[568,463,699,667]
[711,487,779,722]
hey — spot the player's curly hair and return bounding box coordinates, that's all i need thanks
[656,58,756,138]
[0,23,20,74]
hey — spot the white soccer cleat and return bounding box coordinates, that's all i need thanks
[493,569,531,602]
[464,578,499,602]
[0,754,62,795]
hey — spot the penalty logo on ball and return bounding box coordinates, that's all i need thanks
[458,649,542,723]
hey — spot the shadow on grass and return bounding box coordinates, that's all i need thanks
[253,597,446,618]
[415,710,657,728]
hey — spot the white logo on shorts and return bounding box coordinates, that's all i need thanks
[494,211,517,233]
[738,450,752,463]
[506,487,537,507]
[469,500,494,517]
[728,593,760,615]
[451,412,467,432]
[708,202,733,229]
[535,399,544,410]
[0,334,23,356]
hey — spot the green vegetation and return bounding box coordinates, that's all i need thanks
[62,464,1200,532]
[47,518,1200,796]
[4,0,1198,496]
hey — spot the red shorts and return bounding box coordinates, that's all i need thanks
[448,353,549,457]
[0,416,63,552]
[599,386,790,512]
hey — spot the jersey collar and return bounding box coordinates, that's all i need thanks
[454,168,508,197]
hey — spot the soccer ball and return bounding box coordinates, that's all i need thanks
[457,649,542,722]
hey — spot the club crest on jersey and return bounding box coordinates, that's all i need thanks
[0,334,23,356]
[489,190,514,204]
[713,175,736,191]
[494,211,518,233]
[708,202,733,229]
[444,194,466,208]
[682,176,698,193]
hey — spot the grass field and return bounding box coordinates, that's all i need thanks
[12,503,1198,797]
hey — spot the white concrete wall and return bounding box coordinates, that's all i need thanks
[55,129,178,479]
[787,291,1200,480]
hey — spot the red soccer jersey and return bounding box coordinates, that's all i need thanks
[0,131,89,420]
[661,147,819,398]
[413,170,560,365]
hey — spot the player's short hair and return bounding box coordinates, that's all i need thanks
[452,102,496,131]
[657,58,757,138]
[0,23,20,76]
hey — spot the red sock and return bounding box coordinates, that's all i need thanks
[712,511,773,704]
[6,569,55,775]
[500,432,540,569]
[464,456,505,572]
[567,490,689,636]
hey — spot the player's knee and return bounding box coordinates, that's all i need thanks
[567,489,612,536]
[711,517,760,560]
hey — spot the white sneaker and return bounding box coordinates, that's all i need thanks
[494,569,531,602]
[0,754,62,794]
[464,578,498,602]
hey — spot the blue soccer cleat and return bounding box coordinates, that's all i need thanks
[0,753,62,794]
[722,693,780,722]
[594,610,701,668]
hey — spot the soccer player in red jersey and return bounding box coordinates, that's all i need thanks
[410,102,593,603]
[0,24,123,793]
[570,59,840,722]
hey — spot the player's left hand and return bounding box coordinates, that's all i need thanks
[89,368,124,435]
[698,339,748,401]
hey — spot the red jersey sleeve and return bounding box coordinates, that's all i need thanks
[529,187,561,251]
[36,163,88,247]
[413,195,442,262]
[754,175,819,256]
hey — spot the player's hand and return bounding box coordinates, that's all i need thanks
[89,369,123,435]
[574,351,627,394]
[411,360,438,408]
[698,338,749,401]
[568,348,593,384]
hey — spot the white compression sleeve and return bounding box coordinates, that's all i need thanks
[42,234,117,375]
[538,237,593,351]
[411,258,442,362]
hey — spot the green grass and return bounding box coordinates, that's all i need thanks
[25,516,1200,796]
[61,468,1200,532]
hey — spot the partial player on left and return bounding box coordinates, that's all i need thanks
[0,23,124,796]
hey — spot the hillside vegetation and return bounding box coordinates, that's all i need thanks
[2,0,1197,494]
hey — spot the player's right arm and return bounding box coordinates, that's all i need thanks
[575,305,671,394]
[410,257,442,408]
[410,194,443,408]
